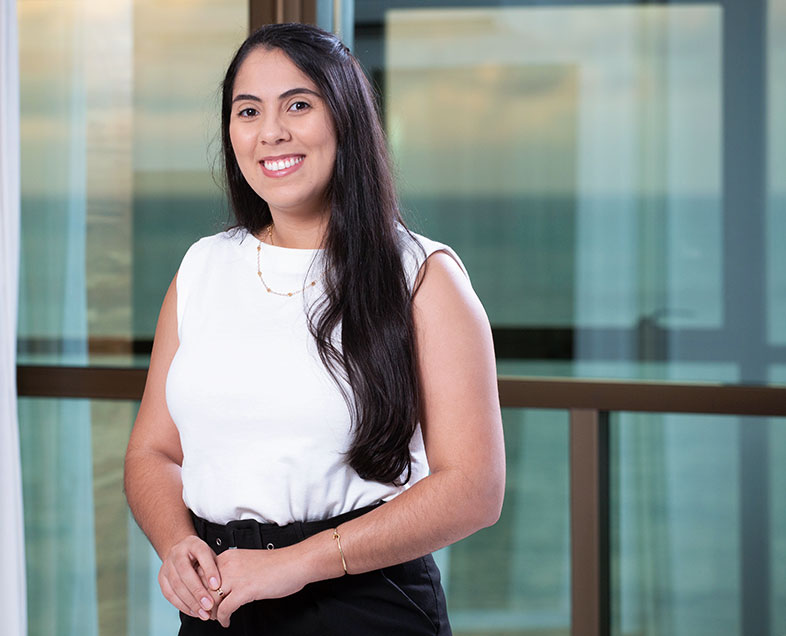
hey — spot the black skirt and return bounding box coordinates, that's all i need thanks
[178,503,452,636]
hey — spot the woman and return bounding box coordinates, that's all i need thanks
[124,22,505,635]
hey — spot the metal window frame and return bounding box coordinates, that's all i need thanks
[249,0,317,31]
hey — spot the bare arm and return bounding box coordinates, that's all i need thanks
[333,250,506,562]
[212,251,505,626]
[124,274,221,621]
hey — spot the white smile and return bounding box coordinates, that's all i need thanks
[262,156,304,171]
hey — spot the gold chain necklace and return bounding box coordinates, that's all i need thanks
[256,225,321,297]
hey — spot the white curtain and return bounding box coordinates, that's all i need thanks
[15,1,98,633]
[0,1,27,635]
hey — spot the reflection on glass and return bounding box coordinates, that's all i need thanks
[19,398,177,636]
[17,0,246,367]
[354,2,786,386]
[767,6,786,627]
[132,0,247,344]
[21,397,97,636]
[443,409,569,636]
[384,6,721,334]
[768,0,786,346]
[611,412,747,636]
[771,364,786,634]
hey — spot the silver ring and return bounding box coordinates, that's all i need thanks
[217,587,225,597]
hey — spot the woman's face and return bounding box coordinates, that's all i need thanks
[229,47,337,221]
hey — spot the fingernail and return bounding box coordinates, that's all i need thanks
[209,577,219,589]
[201,597,212,610]
[198,609,209,620]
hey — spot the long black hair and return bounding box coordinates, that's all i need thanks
[220,23,423,485]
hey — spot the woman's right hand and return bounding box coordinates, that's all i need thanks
[125,274,221,620]
[158,534,222,620]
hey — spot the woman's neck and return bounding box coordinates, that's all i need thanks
[263,213,328,249]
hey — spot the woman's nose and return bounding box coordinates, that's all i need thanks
[258,113,290,145]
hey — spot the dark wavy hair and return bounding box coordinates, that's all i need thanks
[220,23,423,485]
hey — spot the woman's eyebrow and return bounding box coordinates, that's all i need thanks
[231,88,321,105]
[232,93,261,104]
[278,87,321,101]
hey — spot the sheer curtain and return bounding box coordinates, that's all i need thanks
[16,1,98,633]
[0,1,27,635]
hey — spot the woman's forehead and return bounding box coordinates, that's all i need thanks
[233,47,319,99]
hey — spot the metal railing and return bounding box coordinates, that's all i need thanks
[500,375,786,636]
[17,365,786,636]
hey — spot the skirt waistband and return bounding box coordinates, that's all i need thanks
[192,502,383,555]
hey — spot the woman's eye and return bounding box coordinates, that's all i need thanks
[238,107,258,118]
[289,101,311,112]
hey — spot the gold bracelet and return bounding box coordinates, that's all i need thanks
[332,528,348,575]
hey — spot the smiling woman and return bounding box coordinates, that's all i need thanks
[124,22,505,636]
[228,48,337,235]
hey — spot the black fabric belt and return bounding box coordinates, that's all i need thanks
[191,502,383,555]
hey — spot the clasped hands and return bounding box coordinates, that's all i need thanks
[159,535,308,628]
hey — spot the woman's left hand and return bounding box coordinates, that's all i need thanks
[208,547,311,628]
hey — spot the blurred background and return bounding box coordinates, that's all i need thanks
[12,0,786,634]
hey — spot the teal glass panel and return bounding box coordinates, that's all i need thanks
[770,366,786,634]
[611,411,785,636]
[18,0,95,367]
[17,0,247,367]
[376,4,722,331]
[442,408,569,636]
[18,398,179,636]
[131,1,248,343]
[354,0,784,388]
[768,0,786,346]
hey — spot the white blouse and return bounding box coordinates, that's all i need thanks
[166,226,467,525]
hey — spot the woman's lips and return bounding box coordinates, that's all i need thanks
[260,155,305,178]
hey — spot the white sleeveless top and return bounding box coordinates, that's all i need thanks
[165,227,468,525]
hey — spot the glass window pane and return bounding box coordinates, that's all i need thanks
[611,412,785,636]
[19,398,178,636]
[381,5,721,330]
[768,0,786,347]
[354,0,784,388]
[445,409,570,636]
[17,0,247,368]
[770,366,786,634]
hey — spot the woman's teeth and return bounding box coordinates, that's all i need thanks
[264,156,303,171]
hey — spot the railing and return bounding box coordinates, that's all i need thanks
[17,365,786,636]
[500,376,786,636]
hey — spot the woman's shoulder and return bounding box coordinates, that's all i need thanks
[185,227,248,253]
[396,225,470,289]
[175,228,251,298]
[179,227,250,266]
